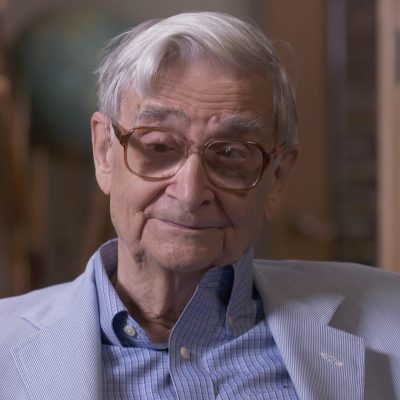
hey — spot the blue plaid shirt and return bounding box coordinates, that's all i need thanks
[94,239,299,399]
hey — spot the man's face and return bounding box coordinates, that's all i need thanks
[93,60,294,274]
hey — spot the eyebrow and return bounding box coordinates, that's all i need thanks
[135,105,188,123]
[134,106,267,135]
[218,113,265,134]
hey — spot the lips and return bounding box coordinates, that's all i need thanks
[159,219,218,230]
[148,214,227,230]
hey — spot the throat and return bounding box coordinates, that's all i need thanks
[130,308,178,343]
[112,270,201,343]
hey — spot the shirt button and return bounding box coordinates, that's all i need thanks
[179,346,190,360]
[123,325,137,337]
[227,315,235,328]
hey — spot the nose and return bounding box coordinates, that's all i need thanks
[165,153,215,211]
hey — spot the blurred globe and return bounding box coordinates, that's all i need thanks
[14,6,132,154]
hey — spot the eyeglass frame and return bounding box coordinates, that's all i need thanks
[110,120,286,191]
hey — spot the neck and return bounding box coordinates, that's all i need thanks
[113,246,209,343]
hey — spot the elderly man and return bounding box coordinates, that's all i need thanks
[1,11,399,400]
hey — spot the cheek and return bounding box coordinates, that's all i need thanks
[232,204,264,239]
[221,191,267,255]
[109,174,146,241]
[227,186,268,230]
[109,182,133,237]
[109,171,169,246]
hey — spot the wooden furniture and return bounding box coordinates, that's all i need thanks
[0,2,31,296]
[378,0,400,272]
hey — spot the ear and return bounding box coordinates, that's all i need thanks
[91,111,112,195]
[264,145,299,220]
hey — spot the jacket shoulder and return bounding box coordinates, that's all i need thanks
[0,273,88,344]
[254,258,400,306]
[0,280,75,316]
[254,258,400,283]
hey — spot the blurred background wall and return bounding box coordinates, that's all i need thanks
[1,0,399,297]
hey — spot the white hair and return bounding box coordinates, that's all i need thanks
[96,12,297,145]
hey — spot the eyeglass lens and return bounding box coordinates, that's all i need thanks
[125,128,265,189]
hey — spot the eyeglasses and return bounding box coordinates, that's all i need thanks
[111,121,284,190]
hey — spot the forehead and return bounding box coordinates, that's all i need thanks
[120,60,273,133]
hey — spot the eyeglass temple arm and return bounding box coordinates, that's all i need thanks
[110,121,131,146]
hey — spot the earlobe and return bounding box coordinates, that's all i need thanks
[264,145,299,220]
[91,111,112,195]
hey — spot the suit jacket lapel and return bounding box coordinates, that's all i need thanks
[254,263,365,400]
[10,279,102,400]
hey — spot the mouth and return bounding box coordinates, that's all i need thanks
[155,218,224,231]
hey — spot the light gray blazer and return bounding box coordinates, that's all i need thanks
[0,257,399,400]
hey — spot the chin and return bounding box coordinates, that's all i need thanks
[149,244,225,273]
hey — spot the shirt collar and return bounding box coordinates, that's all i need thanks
[93,239,259,346]
[225,249,259,336]
[93,239,127,347]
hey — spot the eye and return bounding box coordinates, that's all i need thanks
[134,129,182,153]
[147,142,174,152]
[215,143,249,160]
